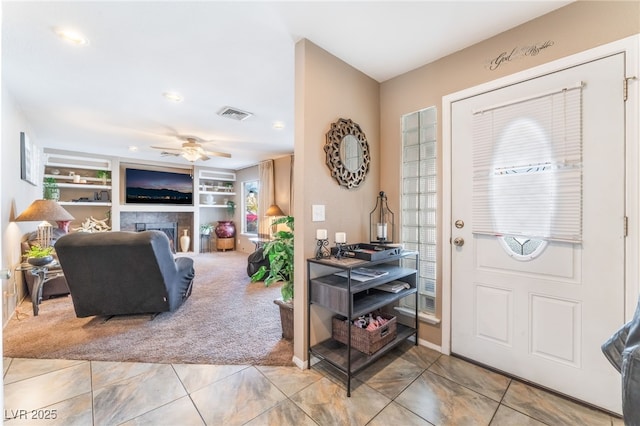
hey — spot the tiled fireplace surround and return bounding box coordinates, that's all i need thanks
[120,211,194,252]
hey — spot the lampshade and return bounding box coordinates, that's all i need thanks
[15,199,75,222]
[15,200,74,249]
[265,204,285,217]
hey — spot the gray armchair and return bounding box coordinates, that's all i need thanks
[55,230,195,318]
[602,300,640,425]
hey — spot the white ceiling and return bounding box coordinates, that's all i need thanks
[2,1,571,170]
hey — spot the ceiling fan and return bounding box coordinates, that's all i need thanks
[151,136,231,162]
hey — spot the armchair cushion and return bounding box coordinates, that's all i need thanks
[55,230,194,317]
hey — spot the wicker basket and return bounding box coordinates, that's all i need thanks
[332,313,397,355]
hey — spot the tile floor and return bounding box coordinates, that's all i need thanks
[3,341,622,425]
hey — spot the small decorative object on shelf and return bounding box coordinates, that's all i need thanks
[369,191,394,244]
[316,229,330,259]
[72,216,111,233]
[334,243,349,259]
[180,229,190,252]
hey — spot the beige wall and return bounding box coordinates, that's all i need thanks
[380,0,640,346]
[274,155,292,217]
[293,39,380,362]
[2,87,43,327]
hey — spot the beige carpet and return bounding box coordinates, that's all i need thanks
[3,251,293,366]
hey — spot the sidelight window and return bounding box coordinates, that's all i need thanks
[243,180,259,235]
[401,106,437,315]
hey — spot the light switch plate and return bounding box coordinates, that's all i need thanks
[312,204,325,222]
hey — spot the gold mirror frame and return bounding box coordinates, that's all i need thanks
[324,118,370,188]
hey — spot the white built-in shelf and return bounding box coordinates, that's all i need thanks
[44,174,111,184]
[199,191,236,196]
[199,169,235,182]
[56,183,111,190]
[59,202,112,207]
[119,204,195,213]
[44,153,111,171]
[200,205,227,209]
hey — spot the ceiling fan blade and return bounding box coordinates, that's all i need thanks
[151,145,181,151]
[177,134,215,144]
[204,150,232,158]
[160,151,180,157]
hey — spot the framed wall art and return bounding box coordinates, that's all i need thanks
[20,131,39,186]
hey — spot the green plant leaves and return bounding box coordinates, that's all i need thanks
[250,215,294,301]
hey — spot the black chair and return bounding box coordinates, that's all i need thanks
[247,247,270,277]
[602,300,640,424]
[55,230,194,318]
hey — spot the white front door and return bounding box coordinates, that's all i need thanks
[451,53,625,413]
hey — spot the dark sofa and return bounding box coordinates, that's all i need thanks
[55,230,195,318]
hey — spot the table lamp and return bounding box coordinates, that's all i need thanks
[15,199,75,247]
[265,204,285,237]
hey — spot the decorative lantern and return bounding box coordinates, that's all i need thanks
[369,191,394,244]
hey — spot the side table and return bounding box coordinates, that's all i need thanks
[16,262,65,316]
[217,237,235,251]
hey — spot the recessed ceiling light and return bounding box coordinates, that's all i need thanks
[272,121,285,130]
[55,28,89,46]
[128,146,139,152]
[163,92,183,103]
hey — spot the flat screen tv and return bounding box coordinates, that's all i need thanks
[125,168,193,205]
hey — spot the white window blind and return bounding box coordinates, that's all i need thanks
[472,84,583,243]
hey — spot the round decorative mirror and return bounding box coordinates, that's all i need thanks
[324,118,370,188]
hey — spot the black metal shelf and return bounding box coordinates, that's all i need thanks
[307,248,419,397]
[310,324,417,374]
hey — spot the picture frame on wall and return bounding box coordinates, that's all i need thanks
[20,131,38,186]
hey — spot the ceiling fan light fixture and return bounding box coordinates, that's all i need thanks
[55,28,89,46]
[181,149,201,162]
[163,92,183,103]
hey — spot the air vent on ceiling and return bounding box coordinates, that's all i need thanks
[218,106,253,121]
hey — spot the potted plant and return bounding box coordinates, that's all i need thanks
[96,170,110,185]
[200,223,213,235]
[43,177,60,201]
[251,215,294,339]
[24,244,55,266]
[226,200,236,218]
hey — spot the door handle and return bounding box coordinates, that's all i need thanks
[453,237,465,247]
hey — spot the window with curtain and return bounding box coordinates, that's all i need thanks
[243,180,259,235]
[401,106,437,315]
